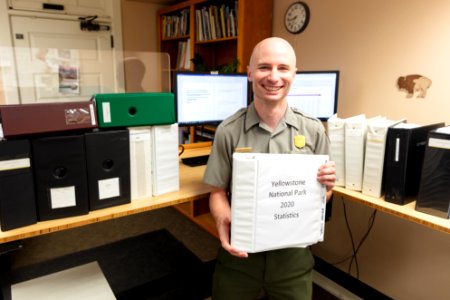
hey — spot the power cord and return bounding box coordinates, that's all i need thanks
[330,198,377,279]
[178,144,185,156]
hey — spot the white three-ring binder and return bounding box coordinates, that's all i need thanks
[231,152,328,253]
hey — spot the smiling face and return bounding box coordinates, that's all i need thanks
[247,37,297,105]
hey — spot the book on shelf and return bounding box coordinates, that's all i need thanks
[176,39,191,70]
[209,6,216,39]
[161,8,189,39]
[212,5,221,39]
[195,4,237,41]
[196,9,204,41]
[219,5,226,38]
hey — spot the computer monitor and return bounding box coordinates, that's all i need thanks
[174,71,250,126]
[286,70,339,121]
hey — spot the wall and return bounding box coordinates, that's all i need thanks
[273,1,450,300]
[120,0,170,92]
[121,0,164,52]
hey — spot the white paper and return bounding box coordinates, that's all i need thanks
[89,104,97,125]
[98,177,120,200]
[50,186,76,209]
[231,153,328,253]
[102,102,111,123]
[436,126,450,134]
[0,157,30,171]
[429,137,450,149]
[12,262,116,300]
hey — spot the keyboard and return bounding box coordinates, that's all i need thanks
[181,155,210,167]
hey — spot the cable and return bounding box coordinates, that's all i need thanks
[178,144,185,156]
[329,199,377,279]
[342,200,359,276]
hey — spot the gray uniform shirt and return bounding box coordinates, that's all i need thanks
[203,102,330,189]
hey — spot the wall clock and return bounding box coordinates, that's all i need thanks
[284,2,310,34]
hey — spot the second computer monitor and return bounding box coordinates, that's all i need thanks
[287,70,339,121]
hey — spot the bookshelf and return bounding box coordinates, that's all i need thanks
[157,0,273,73]
[157,0,273,144]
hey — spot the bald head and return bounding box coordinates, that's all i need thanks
[249,37,297,71]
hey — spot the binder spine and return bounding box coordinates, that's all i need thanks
[362,127,387,197]
[129,127,152,200]
[328,119,345,187]
[231,154,257,253]
[384,130,409,204]
[416,131,450,218]
[344,120,366,191]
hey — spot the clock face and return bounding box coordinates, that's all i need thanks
[284,2,310,34]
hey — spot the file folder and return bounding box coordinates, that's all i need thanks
[93,92,175,128]
[416,127,450,218]
[151,124,179,196]
[0,139,37,231]
[383,122,444,205]
[231,153,328,253]
[85,129,131,210]
[32,135,89,221]
[129,127,153,200]
[0,101,97,138]
[362,118,405,198]
[327,114,345,187]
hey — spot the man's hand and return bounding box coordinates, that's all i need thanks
[317,160,336,200]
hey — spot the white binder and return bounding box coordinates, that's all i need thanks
[129,127,153,201]
[327,114,346,187]
[344,114,367,191]
[362,118,405,198]
[231,153,328,253]
[151,123,180,196]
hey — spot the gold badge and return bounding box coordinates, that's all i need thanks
[294,135,306,149]
[235,147,252,153]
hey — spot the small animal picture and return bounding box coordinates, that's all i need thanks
[397,74,432,98]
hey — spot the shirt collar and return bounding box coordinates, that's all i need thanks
[244,102,300,132]
[284,105,300,130]
[244,102,260,131]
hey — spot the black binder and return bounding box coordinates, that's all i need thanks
[383,122,444,205]
[416,128,450,218]
[32,135,89,221]
[0,140,37,231]
[84,129,131,210]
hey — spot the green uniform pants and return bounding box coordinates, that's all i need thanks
[212,247,314,300]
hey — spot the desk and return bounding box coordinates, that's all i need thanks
[2,147,448,244]
[0,147,213,245]
[333,186,450,234]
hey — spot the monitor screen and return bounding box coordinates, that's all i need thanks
[286,70,339,121]
[174,72,249,126]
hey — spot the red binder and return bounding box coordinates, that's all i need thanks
[0,100,97,137]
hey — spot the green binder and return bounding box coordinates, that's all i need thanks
[93,92,175,128]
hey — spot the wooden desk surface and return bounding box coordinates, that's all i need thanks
[333,187,450,234]
[0,147,212,244]
[3,145,448,244]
